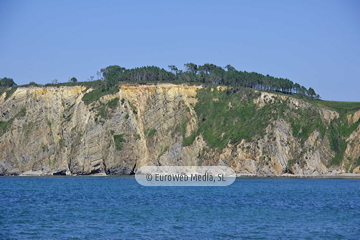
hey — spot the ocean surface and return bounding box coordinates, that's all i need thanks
[0,177,359,239]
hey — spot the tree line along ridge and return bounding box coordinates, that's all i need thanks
[1,63,319,99]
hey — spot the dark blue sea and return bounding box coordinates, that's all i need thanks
[1,177,359,239]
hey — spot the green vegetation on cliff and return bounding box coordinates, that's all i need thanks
[191,86,360,168]
[0,108,26,137]
[328,115,360,166]
[194,87,270,149]
[82,85,118,105]
[193,87,327,149]
[113,134,125,150]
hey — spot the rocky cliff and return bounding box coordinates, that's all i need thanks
[0,84,359,176]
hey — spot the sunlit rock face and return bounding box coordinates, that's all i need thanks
[0,84,359,176]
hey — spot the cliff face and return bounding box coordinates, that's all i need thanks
[0,84,359,176]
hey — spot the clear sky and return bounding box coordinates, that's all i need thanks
[1,0,359,101]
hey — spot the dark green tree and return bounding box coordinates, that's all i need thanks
[224,64,236,72]
[0,77,16,87]
[70,77,77,83]
[308,87,316,98]
[184,63,198,74]
[101,65,126,80]
[168,65,178,74]
[101,65,126,87]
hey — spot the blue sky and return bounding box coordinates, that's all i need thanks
[1,0,359,101]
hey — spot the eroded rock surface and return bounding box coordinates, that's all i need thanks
[0,84,359,176]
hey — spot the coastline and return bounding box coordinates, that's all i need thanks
[236,173,360,179]
[1,171,359,179]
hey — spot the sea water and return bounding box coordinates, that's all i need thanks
[1,177,359,239]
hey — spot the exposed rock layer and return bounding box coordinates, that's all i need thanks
[0,84,359,176]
